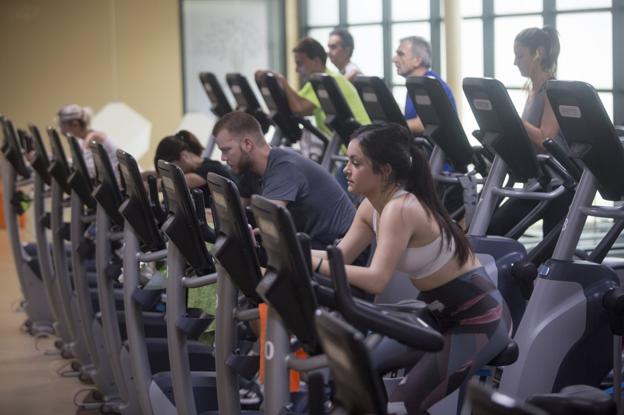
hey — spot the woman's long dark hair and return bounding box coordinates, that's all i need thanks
[352,122,472,265]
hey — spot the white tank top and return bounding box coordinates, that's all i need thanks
[372,191,455,279]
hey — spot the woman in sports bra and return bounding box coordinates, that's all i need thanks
[311,122,511,413]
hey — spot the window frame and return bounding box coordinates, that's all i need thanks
[301,0,623,124]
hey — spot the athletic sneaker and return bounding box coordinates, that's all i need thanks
[239,384,263,406]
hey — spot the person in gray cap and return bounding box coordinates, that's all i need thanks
[56,104,119,178]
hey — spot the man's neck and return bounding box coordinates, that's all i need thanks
[312,64,327,74]
[407,66,429,78]
[335,60,348,72]
[251,145,272,176]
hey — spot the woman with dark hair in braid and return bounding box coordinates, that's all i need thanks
[312,122,512,413]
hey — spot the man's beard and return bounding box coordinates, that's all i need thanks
[237,151,252,174]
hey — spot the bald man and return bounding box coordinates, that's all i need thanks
[213,111,355,249]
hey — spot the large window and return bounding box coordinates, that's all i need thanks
[302,0,440,114]
[302,0,624,250]
[302,0,622,126]
[181,0,283,115]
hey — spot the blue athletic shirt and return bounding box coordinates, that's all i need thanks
[404,70,457,120]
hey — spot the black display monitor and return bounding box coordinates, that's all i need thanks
[28,125,52,185]
[251,195,320,352]
[66,135,96,209]
[92,143,124,226]
[463,77,540,182]
[315,309,387,415]
[546,80,624,201]
[309,73,360,146]
[199,72,233,118]
[206,173,263,303]
[406,76,474,172]
[117,150,164,251]
[225,72,271,133]
[353,76,408,128]
[47,127,72,195]
[255,72,302,144]
[158,160,214,275]
[0,116,31,179]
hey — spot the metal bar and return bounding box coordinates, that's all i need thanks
[234,307,260,321]
[580,206,624,220]
[492,185,566,200]
[286,353,328,371]
[182,272,218,289]
[137,249,168,262]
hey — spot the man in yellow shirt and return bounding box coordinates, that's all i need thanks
[256,37,370,158]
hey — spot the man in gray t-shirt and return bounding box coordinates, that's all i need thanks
[213,111,355,249]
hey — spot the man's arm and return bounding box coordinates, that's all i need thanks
[344,67,362,82]
[404,91,425,135]
[184,172,207,189]
[240,197,251,208]
[267,199,287,208]
[275,72,316,116]
[407,116,425,135]
[257,70,317,116]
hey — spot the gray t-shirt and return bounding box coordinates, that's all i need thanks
[522,88,546,128]
[260,148,355,249]
[522,85,565,149]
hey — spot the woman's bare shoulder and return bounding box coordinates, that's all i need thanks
[383,193,428,222]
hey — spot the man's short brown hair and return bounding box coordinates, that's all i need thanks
[212,111,264,142]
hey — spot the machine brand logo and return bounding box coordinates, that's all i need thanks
[265,341,274,360]
[473,99,492,111]
[317,89,329,99]
[414,94,431,106]
[363,92,378,103]
[558,105,582,118]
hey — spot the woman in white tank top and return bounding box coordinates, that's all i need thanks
[311,123,511,413]
[311,123,479,292]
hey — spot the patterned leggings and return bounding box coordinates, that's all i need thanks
[371,267,512,414]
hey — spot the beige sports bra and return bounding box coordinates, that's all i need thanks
[372,190,455,279]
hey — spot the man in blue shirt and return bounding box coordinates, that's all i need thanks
[393,36,456,135]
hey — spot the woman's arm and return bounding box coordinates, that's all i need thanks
[524,95,560,150]
[311,200,375,270]
[319,199,419,295]
[184,172,207,188]
[84,130,109,149]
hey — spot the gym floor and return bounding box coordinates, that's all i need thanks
[0,229,99,415]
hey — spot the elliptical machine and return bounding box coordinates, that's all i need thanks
[226,72,272,134]
[256,72,330,154]
[498,79,623,399]
[0,116,55,336]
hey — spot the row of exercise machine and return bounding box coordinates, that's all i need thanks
[2,70,624,414]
